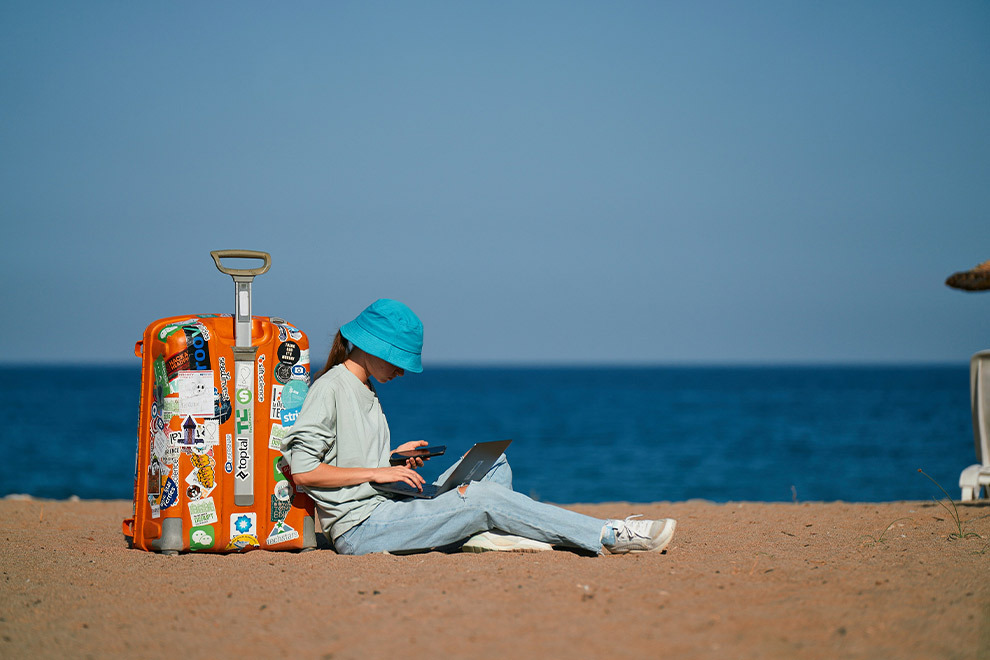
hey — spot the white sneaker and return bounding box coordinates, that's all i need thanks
[461,530,554,553]
[603,515,676,554]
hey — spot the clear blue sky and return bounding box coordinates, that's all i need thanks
[2,1,988,366]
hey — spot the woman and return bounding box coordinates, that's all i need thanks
[281,299,676,555]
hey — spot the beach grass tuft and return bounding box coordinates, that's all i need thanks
[917,469,982,540]
[860,517,913,547]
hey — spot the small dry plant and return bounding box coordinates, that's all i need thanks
[860,517,913,547]
[917,469,982,540]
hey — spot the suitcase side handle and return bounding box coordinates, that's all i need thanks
[210,250,272,277]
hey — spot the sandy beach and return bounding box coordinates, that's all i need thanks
[1,497,987,659]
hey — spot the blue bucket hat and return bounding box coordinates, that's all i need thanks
[340,299,424,373]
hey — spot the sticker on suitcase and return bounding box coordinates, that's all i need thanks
[217,357,232,423]
[257,354,266,403]
[164,326,212,378]
[275,322,303,342]
[160,477,178,510]
[269,385,284,421]
[185,450,217,500]
[189,525,216,551]
[234,436,252,481]
[268,423,288,452]
[175,371,214,416]
[188,497,218,526]
[228,513,260,550]
[271,478,292,522]
[168,416,219,449]
[266,521,299,546]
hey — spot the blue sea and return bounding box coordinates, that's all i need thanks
[0,365,977,504]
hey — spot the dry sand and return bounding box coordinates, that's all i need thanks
[1,498,988,659]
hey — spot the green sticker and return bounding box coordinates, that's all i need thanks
[189,525,215,550]
[153,357,168,391]
[273,457,287,482]
[157,324,184,342]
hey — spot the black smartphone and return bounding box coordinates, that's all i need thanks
[389,445,446,465]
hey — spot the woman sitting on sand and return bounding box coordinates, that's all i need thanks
[281,299,676,556]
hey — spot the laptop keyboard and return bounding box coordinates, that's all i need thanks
[382,482,439,497]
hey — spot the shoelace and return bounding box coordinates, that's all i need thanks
[613,514,653,542]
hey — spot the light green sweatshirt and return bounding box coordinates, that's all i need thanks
[280,364,389,541]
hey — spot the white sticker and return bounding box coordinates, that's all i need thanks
[188,497,219,526]
[176,371,215,416]
[266,521,299,546]
[234,436,252,482]
[274,480,291,502]
[162,398,180,423]
[185,451,217,499]
[235,363,252,389]
[268,423,287,452]
[151,504,161,519]
[270,384,284,420]
[153,429,169,459]
[166,418,218,449]
[257,354,266,403]
[230,512,257,539]
[201,418,220,447]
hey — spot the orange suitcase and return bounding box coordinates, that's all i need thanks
[123,250,317,554]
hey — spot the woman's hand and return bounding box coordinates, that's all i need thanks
[393,440,429,468]
[369,465,426,491]
[291,463,426,490]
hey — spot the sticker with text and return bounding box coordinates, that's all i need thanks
[227,512,259,551]
[176,370,215,417]
[270,384,284,420]
[268,423,287,452]
[266,520,299,546]
[188,497,218,526]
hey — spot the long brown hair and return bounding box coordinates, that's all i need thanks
[321,330,351,377]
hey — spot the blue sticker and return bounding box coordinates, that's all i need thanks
[233,514,254,534]
[281,380,309,409]
[280,406,301,427]
[160,477,178,509]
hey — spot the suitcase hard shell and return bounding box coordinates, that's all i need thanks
[123,251,317,554]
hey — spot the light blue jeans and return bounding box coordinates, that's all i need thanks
[334,455,607,555]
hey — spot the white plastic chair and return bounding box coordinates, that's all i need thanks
[960,350,990,500]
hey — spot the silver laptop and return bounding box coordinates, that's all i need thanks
[373,439,512,499]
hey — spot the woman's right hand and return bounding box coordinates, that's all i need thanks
[369,466,426,490]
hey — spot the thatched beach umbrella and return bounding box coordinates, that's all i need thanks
[946,260,990,292]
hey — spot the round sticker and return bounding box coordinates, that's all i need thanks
[281,380,309,409]
[277,341,300,366]
[275,362,293,384]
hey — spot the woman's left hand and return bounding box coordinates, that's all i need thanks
[394,440,429,468]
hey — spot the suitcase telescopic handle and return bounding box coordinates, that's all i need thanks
[210,250,272,277]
